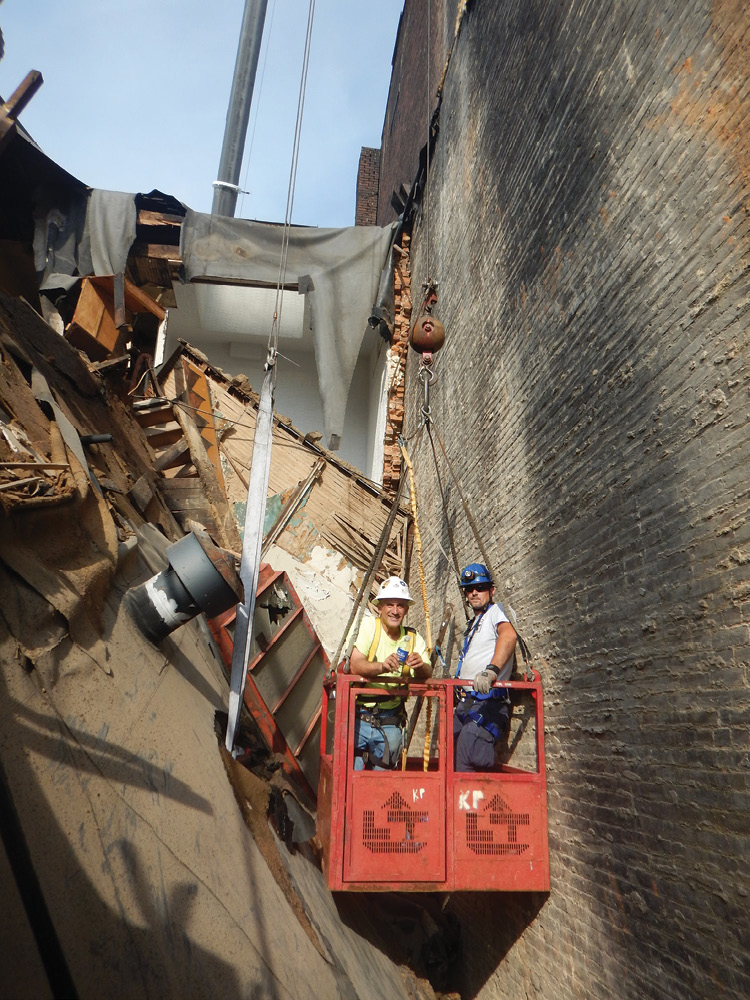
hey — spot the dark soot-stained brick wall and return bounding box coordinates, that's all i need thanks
[396,2,750,998]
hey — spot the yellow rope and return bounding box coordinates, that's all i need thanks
[400,441,433,771]
[422,690,434,772]
[400,443,432,649]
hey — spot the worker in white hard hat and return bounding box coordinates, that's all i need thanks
[349,576,432,770]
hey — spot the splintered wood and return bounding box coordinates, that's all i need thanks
[159,346,412,592]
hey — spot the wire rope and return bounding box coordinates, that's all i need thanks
[426,422,462,587]
[430,423,497,586]
[237,0,278,218]
[329,470,408,679]
[267,0,316,373]
[424,0,431,283]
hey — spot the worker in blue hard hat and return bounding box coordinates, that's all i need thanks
[349,576,432,770]
[453,562,518,771]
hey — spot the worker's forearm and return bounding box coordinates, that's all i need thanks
[412,660,433,679]
[349,650,386,677]
[491,623,517,669]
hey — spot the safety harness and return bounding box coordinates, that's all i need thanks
[355,620,415,769]
[456,694,509,742]
[455,603,510,741]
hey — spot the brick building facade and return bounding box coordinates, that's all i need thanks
[355,146,381,227]
[379,2,750,998]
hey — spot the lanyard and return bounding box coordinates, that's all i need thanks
[456,605,491,678]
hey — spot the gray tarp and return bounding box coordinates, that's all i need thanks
[34,188,137,292]
[86,189,138,276]
[180,211,396,448]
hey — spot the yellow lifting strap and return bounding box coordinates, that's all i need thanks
[399,439,433,772]
[366,619,415,662]
[367,619,382,662]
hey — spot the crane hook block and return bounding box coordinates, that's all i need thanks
[409,314,446,355]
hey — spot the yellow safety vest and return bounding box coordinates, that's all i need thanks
[360,620,416,710]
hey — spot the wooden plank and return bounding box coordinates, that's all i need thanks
[87,274,167,320]
[0,462,69,470]
[135,404,177,428]
[161,490,209,510]
[172,404,241,552]
[65,279,127,359]
[160,350,411,573]
[153,438,190,472]
[1,70,43,120]
[162,463,196,479]
[185,360,225,492]
[72,281,108,333]
[143,426,183,451]
[131,242,182,261]
[160,482,216,523]
[158,476,202,492]
[129,475,154,512]
[131,255,173,288]
[88,355,130,372]
[137,210,184,228]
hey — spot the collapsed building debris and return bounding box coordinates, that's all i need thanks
[0,285,447,999]
[0,65,444,994]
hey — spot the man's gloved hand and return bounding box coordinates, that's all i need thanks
[473,667,498,695]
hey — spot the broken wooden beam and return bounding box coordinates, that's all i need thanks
[173,403,241,552]
[0,70,44,153]
[152,437,191,473]
[131,242,182,261]
[1,70,44,121]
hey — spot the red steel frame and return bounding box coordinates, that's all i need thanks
[318,673,549,892]
[209,563,327,803]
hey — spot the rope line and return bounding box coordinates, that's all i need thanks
[430,423,498,587]
[424,0,431,284]
[425,415,534,674]
[268,0,316,370]
[328,470,408,679]
[399,438,434,771]
[399,441,432,652]
[426,422,462,588]
[238,0,278,218]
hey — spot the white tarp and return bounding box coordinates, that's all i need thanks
[180,211,395,449]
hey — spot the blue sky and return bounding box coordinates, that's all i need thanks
[0,0,404,227]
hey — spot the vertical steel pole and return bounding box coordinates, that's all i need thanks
[212,0,269,218]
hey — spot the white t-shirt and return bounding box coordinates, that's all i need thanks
[457,602,514,683]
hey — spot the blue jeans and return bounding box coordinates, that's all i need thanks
[354,715,404,770]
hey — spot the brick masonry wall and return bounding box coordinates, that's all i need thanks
[382,235,412,492]
[355,146,381,226]
[377,0,460,227]
[387,2,750,998]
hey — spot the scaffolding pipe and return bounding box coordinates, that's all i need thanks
[211,0,269,217]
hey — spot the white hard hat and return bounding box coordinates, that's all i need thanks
[375,577,414,603]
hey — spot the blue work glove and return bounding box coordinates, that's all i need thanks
[473,667,498,695]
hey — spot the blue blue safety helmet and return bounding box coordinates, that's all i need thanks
[460,563,493,588]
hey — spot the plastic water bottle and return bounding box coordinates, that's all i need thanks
[396,640,409,674]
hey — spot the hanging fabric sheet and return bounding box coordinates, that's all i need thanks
[35,187,138,293]
[180,211,396,448]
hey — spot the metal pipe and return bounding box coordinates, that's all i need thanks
[211,0,269,218]
[126,529,243,644]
